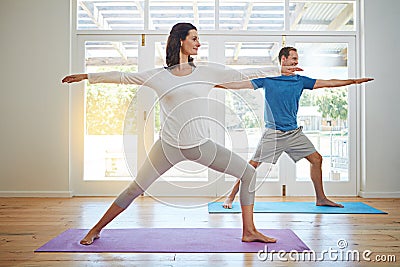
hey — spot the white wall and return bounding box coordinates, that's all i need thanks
[360,0,400,197]
[0,0,398,197]
[0,0,71,196]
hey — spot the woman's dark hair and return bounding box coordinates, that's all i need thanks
[166,23,197,68]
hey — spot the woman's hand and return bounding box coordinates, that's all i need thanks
[281,66,303,76]
[62,74,88,83]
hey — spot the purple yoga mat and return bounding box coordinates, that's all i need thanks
[35,228,309,253]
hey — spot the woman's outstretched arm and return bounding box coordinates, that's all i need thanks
[214,65,304,90]
[62,70,157,85]
[238,65,303,79]
[215,80,253,90]
[213,64,303,85]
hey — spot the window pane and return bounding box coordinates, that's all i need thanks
[224,41,280,181]
[219,0,284,31]
[289,1,356,31]
[149,0,215,30]
[84,41,139,180]
[295,42,349,182]
[77,0,145,30]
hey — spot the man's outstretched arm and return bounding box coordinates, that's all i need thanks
[313,78,374,89]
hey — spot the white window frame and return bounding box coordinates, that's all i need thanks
[70,0,361,196]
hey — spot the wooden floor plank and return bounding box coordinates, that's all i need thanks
[0,196,398,266]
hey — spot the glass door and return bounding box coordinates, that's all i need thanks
[211,36,285,197]
[71,34,221,197]
[71,35,357,197]
[130,35,222,197]
[71,34,148,195]
[284,36,357,196]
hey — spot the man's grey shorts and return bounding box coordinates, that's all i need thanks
[251,127,317,164]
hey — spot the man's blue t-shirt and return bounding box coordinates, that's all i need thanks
[251,75,316,132]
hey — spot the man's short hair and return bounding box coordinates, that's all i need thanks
[279,47,297,64]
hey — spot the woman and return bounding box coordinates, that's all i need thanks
[63,23,299,245]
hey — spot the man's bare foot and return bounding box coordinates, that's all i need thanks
[222,197,234,209]
[316,198,344,208]
[80,229,100,245]
[242,230,277,243]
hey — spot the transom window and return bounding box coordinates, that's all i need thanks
[77,0,356,32]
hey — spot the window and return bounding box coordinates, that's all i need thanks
[77,0,356,32]
[289,0,356,31]
[84,41,140,180]
[149,0,215,30]
[77,0,145,30]
[219,0,285,31]
[72,0,359,196]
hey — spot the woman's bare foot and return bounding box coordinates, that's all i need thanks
[80,229,101,245]
[316,197,344,208]
[242,230,277,243]
[222,196,234,209]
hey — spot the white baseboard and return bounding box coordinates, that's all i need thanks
[359,191,400,198]
[0,191,73,197]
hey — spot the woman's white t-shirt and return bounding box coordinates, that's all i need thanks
[88,64,278,149]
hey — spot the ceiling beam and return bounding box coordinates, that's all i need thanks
[286,3,353,65]
[327,3,353,31]
[304,4,353,62]
[290,2,308,30]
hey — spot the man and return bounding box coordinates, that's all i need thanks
[217,47,373,208]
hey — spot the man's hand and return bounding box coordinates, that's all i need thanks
[353,78,374,84]
[281,66,303,76]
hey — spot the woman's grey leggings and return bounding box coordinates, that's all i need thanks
[114,139,256,209]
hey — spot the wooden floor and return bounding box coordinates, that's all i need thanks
[0,196,398,266]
